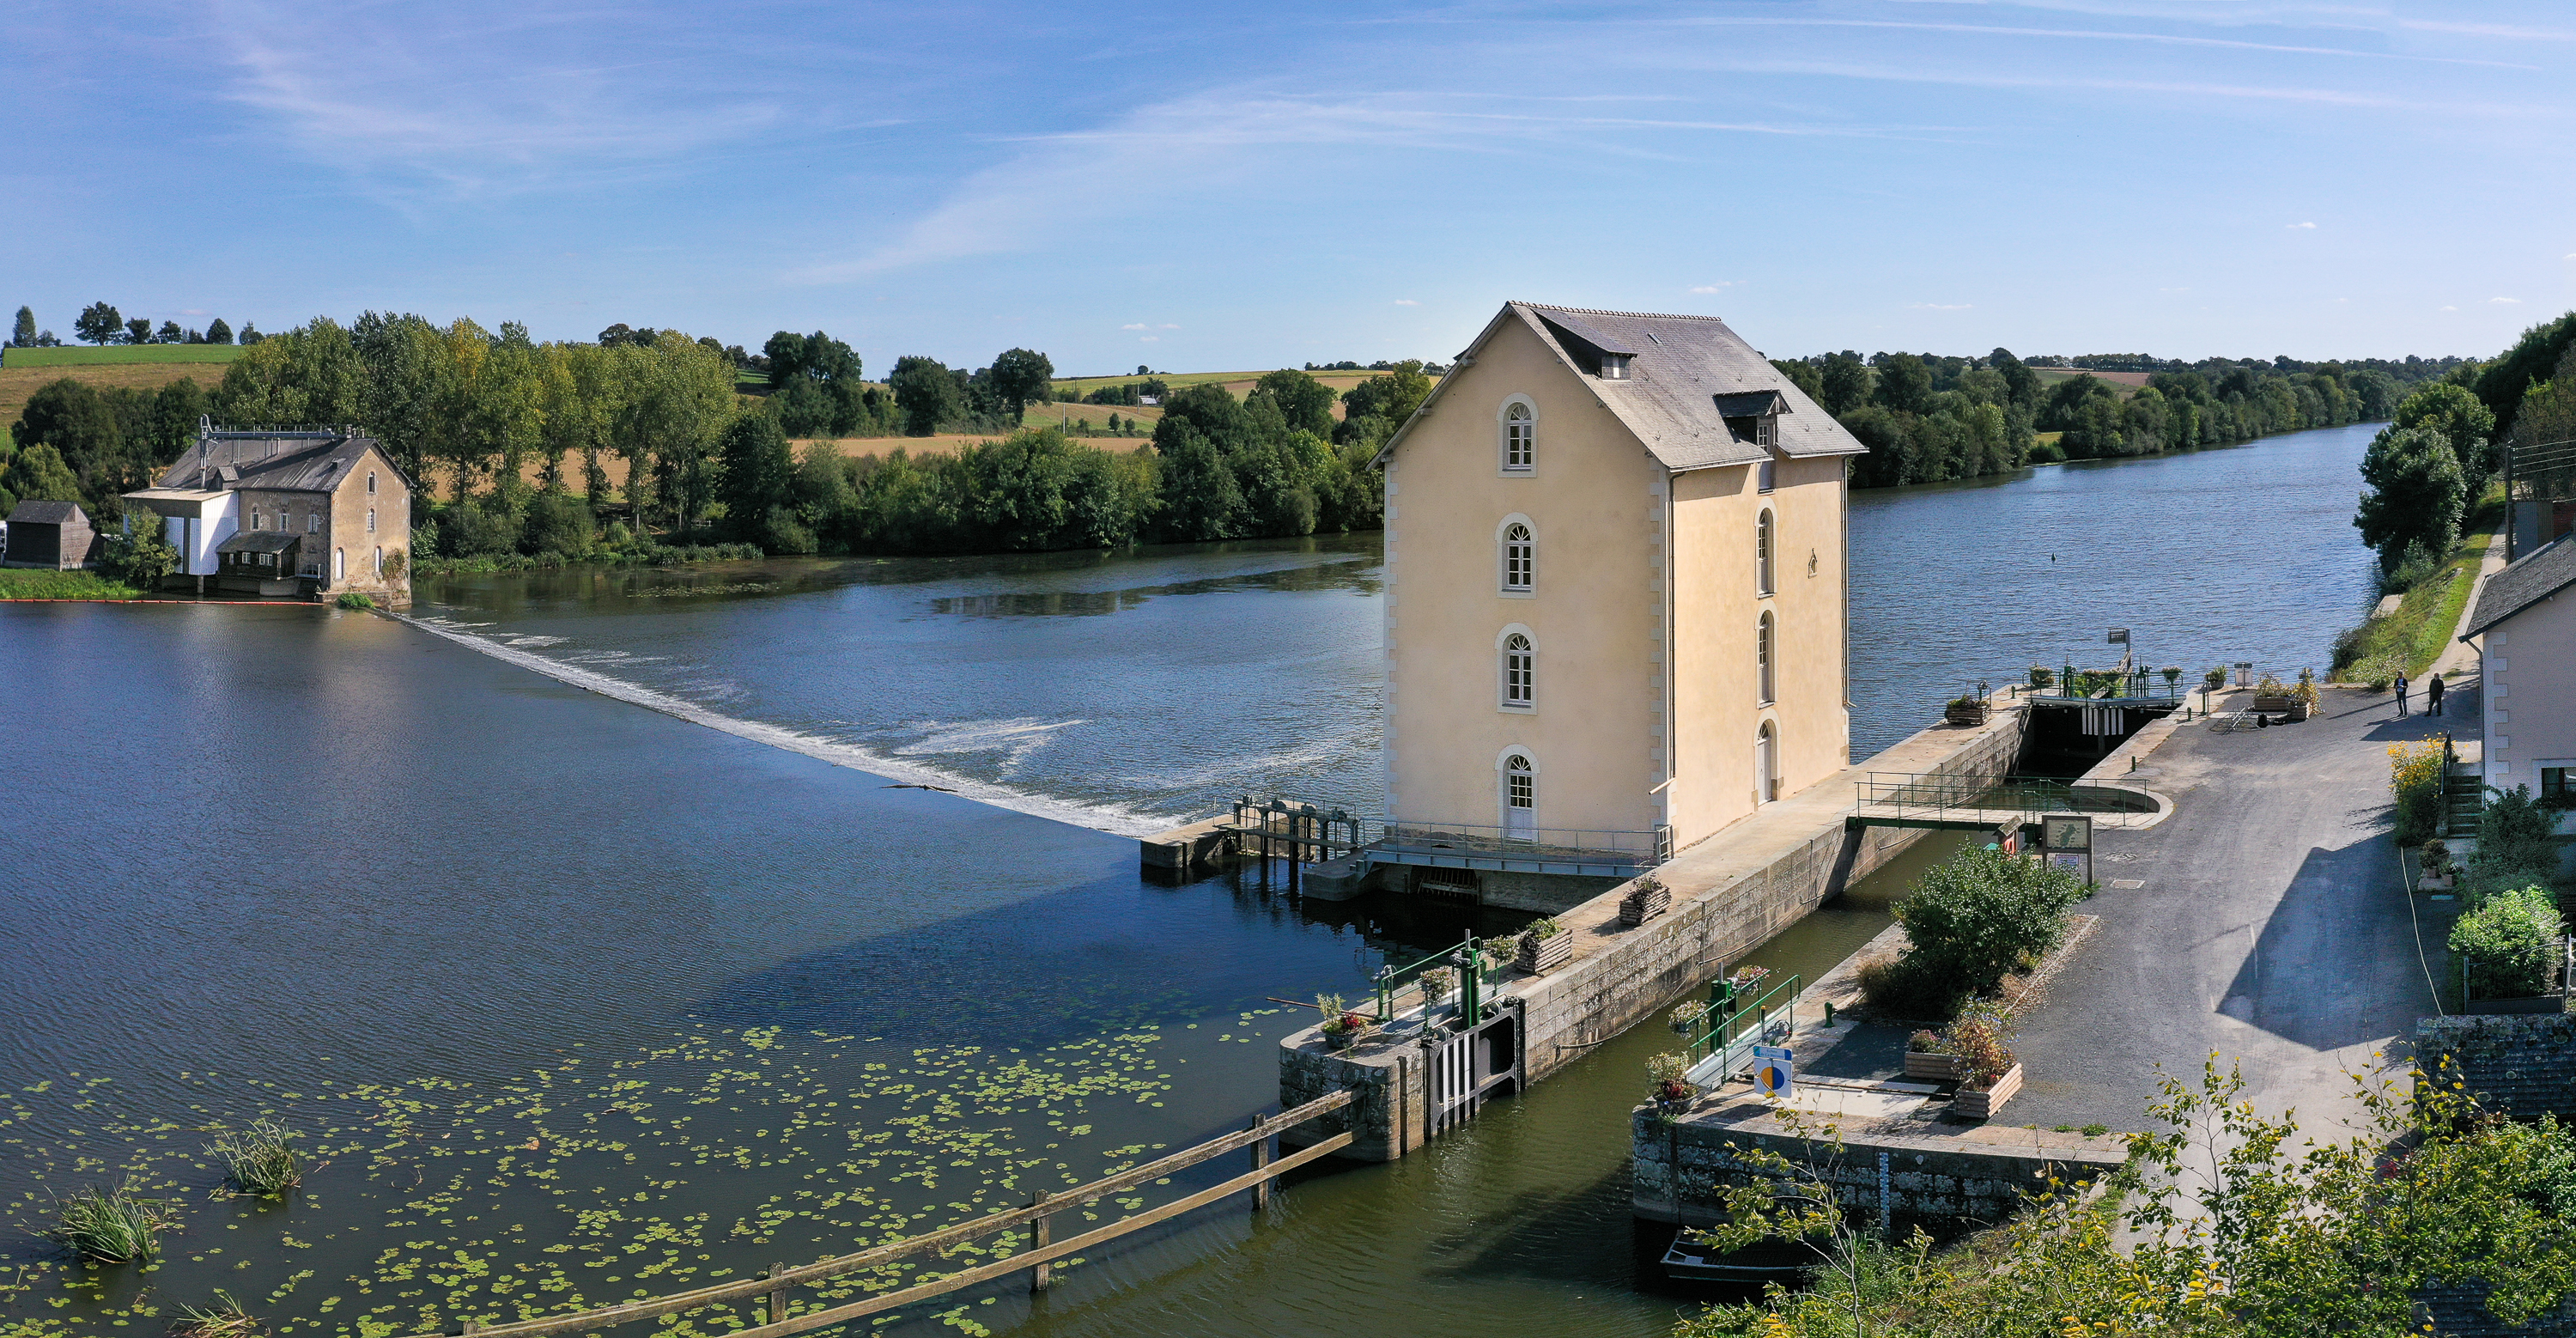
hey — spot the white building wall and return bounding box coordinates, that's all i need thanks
[162,495,239,576]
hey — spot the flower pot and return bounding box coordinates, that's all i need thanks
[1945,702,1990,727]
[1952,1062,2023,1120]
[1516,932,1573,974]
[2251,695,2294,714]
[1903,1051,1969,1082]
[1619,883,1672,927]
[1323,1025,1369,1051]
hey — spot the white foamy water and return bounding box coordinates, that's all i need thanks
[398,612,1184,837]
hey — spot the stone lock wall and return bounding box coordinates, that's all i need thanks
[2415,1013,2576,1122]
[1631,1108,2123,1226]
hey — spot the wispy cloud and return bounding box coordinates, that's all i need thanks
[2287,221,2317,229]
[2442,305,2460,311]
[1688,283,1740,293]
[1393,299,1419,306]
[1908,302,1972,310]
[2491,296,2524,304]
[2401,19,2576,42]
[1680,15,2537,70]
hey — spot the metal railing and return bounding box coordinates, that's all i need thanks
[1680,972,1801,1088]
[1370,819,1671,866]
[1370,936,1494,1026]
[2017,670,2196,702]
[1853,772,2152,824]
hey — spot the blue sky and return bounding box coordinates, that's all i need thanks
[9,1,2573,374]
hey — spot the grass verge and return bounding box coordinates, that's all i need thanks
[0,569,143,599]
[2,345,246,367]
[2330,492,2503,684]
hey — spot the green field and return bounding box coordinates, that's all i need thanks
[3,345,248,368]
[0,569,143,599]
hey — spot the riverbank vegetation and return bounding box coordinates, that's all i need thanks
[0,568,143,599]
[1771,348,2445,489]
[2331,491,2501,683]
[1857,846,2092,1019]
[1678,1060,2576,1337]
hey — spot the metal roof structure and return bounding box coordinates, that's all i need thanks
[216,530,304,555]
[155,425,410,496]
[1376,301,1868,474]
[5,499,86,526]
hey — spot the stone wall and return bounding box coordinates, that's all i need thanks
[1631,1104,2125,1225]
[2415,1013,2576,1122]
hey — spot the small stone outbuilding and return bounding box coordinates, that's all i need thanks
[2,500,96,569]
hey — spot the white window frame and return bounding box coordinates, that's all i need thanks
[368,508,376,533]
[1757,453,1777,493]
[1600,354,1631,380]
[1756,508,1775,597]
[1498,395,1538,475]
[1497,514,1535,597]
[1498,623,1536,712]
[334,548,344,580]
[1757,611,1776,705]
[374,545,383,576]
[307,510,321,534]
[1496,746,1538,835]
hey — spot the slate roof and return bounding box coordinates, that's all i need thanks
[217,530,303,555]
[5,499,87,526]
[2463,532,2576,639]
[1379,302,1868,473]
[155,431,404,496]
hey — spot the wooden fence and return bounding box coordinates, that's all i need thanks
[402,1088,1356,1338]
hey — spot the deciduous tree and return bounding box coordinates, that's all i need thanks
[74,301,123,346]
[11,307,34,348]
[890,356,963,436]
[986,347,1056,423]
[2354,423,2466,570]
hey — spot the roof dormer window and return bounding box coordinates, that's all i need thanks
[1600,354,1631,380]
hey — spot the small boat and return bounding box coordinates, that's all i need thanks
[1660,1197,1831,1282]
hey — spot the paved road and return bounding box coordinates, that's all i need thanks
[2006,685,2461,1136]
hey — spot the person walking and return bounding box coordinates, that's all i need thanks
[2394,670,2410,718]
[2427,672,2446,719]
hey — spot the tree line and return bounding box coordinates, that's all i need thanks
[9,303,258,348]
[3,311,1419,570]
[1771,348,2450,488]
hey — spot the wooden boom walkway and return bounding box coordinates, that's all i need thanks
[401,1089,1353,1338]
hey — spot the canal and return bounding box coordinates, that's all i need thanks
[0,424,2381,1337]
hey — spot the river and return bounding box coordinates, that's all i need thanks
[0,424,2381,1338]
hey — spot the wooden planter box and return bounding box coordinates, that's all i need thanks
[1516,932,1573,974]
[1903,1051,1969,1082]
[1952,1063,2023,1120]
[1944,702,1990,727]
[1619,883,1672,927]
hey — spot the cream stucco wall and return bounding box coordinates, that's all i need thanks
[1384,317,1666,837]
[1665,454,1850,845]
[2478,599,2576,787]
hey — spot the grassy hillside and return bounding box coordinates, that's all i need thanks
[4,345,247,368]
[1,363,220,430]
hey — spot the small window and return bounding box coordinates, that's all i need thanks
[335,548,344,580]
[1500,398,1535,473]
[374,545,383,575]
[1501,521,1534,593]
[1503,633,1534,709]
[1601,354,1631,380]
[2545,768,2572,804]
[307,511,321,534]
[251,510,264,531]
[1757,612,1776,704]
[1757,453,1777,493]
[368,471,377,495]
[1756,510,1775,596]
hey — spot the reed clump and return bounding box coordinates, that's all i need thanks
[44,1180,177,1261]
[210,1120,302,1198]
[168,1291,260,1338]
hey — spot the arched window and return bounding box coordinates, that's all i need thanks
[368,471,378,495]
[1499,398,1535,473]
[374,545,383,575]
[1755,723,1778,806]
[1756,509,1775,596]
[1756,611,1776,705]
[251,509,264,531]
[1501,631,1534,710]
[1502,751,1536,838]
[333,548,344,580]
[368,508,377,533]
[1499,519,1534,594]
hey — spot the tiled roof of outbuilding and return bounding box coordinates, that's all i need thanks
[5,499,86,525]
[1377,301,1868,473]
[2464,532,2576,639]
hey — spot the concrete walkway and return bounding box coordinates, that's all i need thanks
[2003,686,2451,1135]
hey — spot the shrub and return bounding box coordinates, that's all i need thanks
[1525,916,1563,940]
[44,1180,176,1261]
[2026,666,2056,690]
[1943,1002,2018,1087]
[210,1120,301,1198]
[2203,666,2229,690]
[1416,966,1455,1004]
[1646,1051,1696,1105]
[2389,742,2445,847]
[1891,847,2092,994]
[333,591,374,611]
[1858,955,1965,1021]
[2449,886,2563,999]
